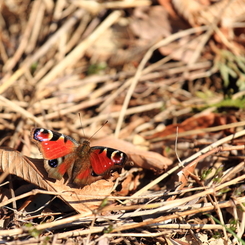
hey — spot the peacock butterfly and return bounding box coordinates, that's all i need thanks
[31,128,127,186]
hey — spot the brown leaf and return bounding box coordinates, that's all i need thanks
[0,147,55,191]
[0,147,116,213]
[177,161,198,191]
[130,6,171,40]
[157,0,178,18]
[158,35,203,63]
[172,0,245,29]
[92,136,172,173]
[146,113,238,140]
[48,178,115,214]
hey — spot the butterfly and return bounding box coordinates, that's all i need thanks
[31,128,127,186]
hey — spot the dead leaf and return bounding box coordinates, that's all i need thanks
[0,147,118,213]
[86,25,149,66]
[158,35,203,63]
[146,113,237,140]
[173,0,245,28]
[116,169,141,196]
[0,147,55,191]
[130,6,171,40]
[157,0,178,18]
[166,238,190,245]
[177,161,198,191]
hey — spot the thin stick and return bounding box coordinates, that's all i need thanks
[3,0,42,72]
[0,8,85,94]
[115,26,208,137]
[36,10,122,91]
[130,128,245,198]
[0,96,45,126]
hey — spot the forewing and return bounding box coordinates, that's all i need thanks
[31,128,78,159]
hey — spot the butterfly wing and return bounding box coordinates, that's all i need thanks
[73,167,103,186]
[31,128,78,159]
[73,145,127,186]
[31,128,79,180]
[90,147,127,175]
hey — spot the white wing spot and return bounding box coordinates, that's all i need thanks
[111,151,119,158]
[47,130,53,140]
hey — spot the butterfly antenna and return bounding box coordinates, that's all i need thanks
[78,113,86,138]
[89,121,108,140]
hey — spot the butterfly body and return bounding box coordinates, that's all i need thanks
[31,128,127,186]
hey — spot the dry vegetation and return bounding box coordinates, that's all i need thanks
[1,0,245,244]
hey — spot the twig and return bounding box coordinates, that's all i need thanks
[130,128,245,198]
[36,10,122,92]
[0,8,85,95]
[115,25,208,137]
[3,0,43,72]
[0,96,45,126]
